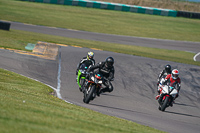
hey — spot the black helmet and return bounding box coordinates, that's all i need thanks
[165,64,171,73]
[105,57,114,68]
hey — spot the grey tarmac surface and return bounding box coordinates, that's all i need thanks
[0,21,200,132]
[8,21,200,53]
[1,46,200,133]
[0,49,58,88]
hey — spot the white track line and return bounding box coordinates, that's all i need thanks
[193,52,200,61]
[3,68,73,104]
[56,46,73,104]
[56,46,62,99]
[2,46,74,104]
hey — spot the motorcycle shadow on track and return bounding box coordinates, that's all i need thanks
[98,93,123,98]
[90,103,146,115]
[174,102,197,108]
[164,110,200,119]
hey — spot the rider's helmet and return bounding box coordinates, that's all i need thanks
[105,57,114,68]
[165,64,171,73]
[171,69,179,80]
[87,51,94,60]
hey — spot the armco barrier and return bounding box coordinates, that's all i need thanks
[0,21,11,31]
[20,0,177,17]
[177,11,200,19]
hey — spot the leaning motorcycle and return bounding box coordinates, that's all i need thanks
[83,72,104,104]
[77,64,88,92]
[157,83,178,111]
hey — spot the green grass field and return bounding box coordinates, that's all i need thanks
[0,0,199,66]
[0,69,165,133]
[1,0,200,42]
[1,29,199,66]
[0,0,199,132]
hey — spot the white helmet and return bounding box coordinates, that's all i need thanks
[87,52,94,60]
[172,69,179,79]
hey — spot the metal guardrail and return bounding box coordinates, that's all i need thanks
[21,0,178,17]
[177,11,200,19]
[20,0,200,19]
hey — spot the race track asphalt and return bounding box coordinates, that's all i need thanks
[8,21,200,53]
[0,21,200,133]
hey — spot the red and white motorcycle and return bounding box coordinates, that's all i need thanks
[157,79,178,111]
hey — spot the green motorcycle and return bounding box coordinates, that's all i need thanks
[77,64,88,92]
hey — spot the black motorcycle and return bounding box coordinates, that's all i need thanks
[83,72,104,104]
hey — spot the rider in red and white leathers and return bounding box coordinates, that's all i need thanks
[156,69,181,105]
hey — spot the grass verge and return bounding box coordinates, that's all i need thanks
[0,68,165,133]
[0,1,198,132]
[0,0,200,42]
[0,1,198,133]
[0,29,199,66]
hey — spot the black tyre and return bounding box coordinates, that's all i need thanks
[160,96,169,111]
[158,106,161,110]
[83,85,96,104]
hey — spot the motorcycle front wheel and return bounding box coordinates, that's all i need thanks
[83,85,96,104]
[160,96,169,111]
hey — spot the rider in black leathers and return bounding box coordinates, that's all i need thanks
[157,64,172,86]
[87,57,115,95]
[76,51,95,75]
